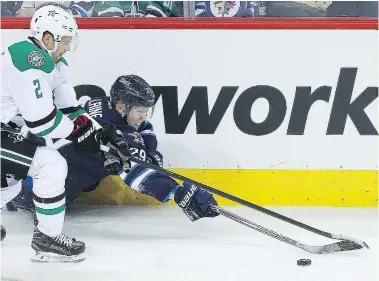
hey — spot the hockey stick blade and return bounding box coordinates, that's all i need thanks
[214,206,367,254]
[100,145,369,253]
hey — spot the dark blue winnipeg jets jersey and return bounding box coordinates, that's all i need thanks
[60,97,176,204]
[85,97,159,162]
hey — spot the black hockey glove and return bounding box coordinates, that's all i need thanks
[174,182,219,222]
[25,132,46,146]
[100,127,131,173]
[66,115,100,154]
[146,150,163,167]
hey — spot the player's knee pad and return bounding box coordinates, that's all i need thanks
[28,147,67,197]
[174,182,219,222]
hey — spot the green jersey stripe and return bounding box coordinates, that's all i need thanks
[0,149,32,165]
[68,109,86,120]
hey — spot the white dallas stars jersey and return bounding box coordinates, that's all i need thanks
[1,39,85,138]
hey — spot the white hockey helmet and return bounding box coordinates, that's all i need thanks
[30,5,78,53]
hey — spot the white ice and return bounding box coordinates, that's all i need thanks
[1,206,378,281]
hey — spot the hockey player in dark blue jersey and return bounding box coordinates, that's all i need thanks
[10,75,219,222]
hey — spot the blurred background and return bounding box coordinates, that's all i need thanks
[1,1,378,18]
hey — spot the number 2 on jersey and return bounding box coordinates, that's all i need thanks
[33,79,43,99]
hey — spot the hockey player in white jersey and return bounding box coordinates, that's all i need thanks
[1,5,101,262]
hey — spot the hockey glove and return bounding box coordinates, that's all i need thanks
[102,145,126,174]
[17,125,47,146]
[25,132,46,146]
[66,115,100,154]
[100,127,131,172]
[146,150,163,167]
[174,182,219,222]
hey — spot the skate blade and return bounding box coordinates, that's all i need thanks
[30,250,86,263]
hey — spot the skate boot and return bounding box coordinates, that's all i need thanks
[6,179,34,213]
[31,227,86,263]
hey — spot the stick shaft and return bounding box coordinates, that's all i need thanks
[100,145,367,254]
[215,206,310,251]
[101,145,331,237]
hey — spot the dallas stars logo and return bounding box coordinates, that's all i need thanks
[8,133,23,143]
[27,51,45,67]
[48,10,58,17]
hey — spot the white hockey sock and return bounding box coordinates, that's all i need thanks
[27,147,68,237]
[33,195,66,237]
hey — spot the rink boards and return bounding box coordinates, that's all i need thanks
[77,170,378,207]
[1,22,378,207]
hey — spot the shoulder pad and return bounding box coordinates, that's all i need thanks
[8,40,54,73]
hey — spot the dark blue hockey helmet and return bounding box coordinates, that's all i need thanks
[110,75,155,118]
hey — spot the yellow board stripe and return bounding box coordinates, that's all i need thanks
[78,169,378,207]
[169,169,378,207]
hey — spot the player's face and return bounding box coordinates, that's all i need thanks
[41,33,55,50]
[126,106,149,129]
[51,36,77,63]
[115,101,127,117]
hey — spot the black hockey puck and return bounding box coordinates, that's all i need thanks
[1,225,6,241]
[297,259,311,266]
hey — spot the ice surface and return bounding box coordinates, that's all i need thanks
[1,206,377,281]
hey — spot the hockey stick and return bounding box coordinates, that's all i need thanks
[213,205,365,254]
[100,145,369,253]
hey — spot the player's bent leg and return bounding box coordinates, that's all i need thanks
[58,143,109,203]
[27,147,85,263]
